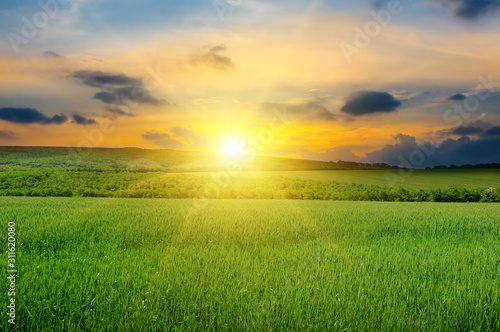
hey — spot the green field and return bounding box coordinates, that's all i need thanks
[2,197,500,331]
[1,169,499,202]
[187,168,500,189]
[1,147,499,202]
[0,146,378,172]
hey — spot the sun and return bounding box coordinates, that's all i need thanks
[221,138,243,156]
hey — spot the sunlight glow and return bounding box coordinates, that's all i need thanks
[221,138,243,156]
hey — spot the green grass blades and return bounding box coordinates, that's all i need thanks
[1,197,499,331]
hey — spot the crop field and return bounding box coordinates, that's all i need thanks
[2,197,500,331]
[2,168,499,202]
[260,169,500,189]
[177,168,500,189]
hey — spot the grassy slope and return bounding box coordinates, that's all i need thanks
[2,197,500,331]
[237,169,500,189]
[0,146,373,172]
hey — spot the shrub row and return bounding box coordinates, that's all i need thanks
[0,170,498,202]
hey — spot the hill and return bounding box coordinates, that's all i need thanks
[0,146,392,172]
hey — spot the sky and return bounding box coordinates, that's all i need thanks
[1,0,500,167]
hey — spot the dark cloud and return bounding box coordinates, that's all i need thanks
[469,91,500,115]
[302,119,500,166]
[447,93,467,101]
[44,51,63,58]
[260,101,338,121]
[453,0,500,20]
[105,106,135,117]
[432,0,500,20]
[71,114,97,125]
[73,71,142,88]
[430,136,500,165]
[449,120,497,136]
[0,130,14,139]
[143,131,185,149]
[365,133,500,167]
[482,126,500,136]
[341,91,401,116]
[373,0,499,21]
[171,127,212,148]
[73,70,166,106]
[94,92,118,104]
[93,87,164,106]
[452,125,483,135]
[0,108,67,125]
[364,134,417,165]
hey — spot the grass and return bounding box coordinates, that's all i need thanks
[2,197,500,331]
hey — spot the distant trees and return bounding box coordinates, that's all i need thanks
[433,163,500,169]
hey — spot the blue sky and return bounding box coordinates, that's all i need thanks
[3,0,500,57]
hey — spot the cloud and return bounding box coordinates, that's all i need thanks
[0,130,14,139]
[365,132,500,167]
[449,120,496,136]
[341,91,401,116]
[170,127,212,148]
[431,0,500,20]
[93,87,165,106]
[376,0,500,21]
[71,114,97,125]
[73,71,143,88]
[462,119,495,129]
[190,46,234,71]
[43,51,64,58]
[430,136,500,165]
[452,125,483,135]
[482,126,500,136]
[143,131,185,149]
[364,134,418,165]
[73,70,166,106]
[191,52,234,71]
[105,106,135,117]
[260,101,338,121]
[0,108,67,125]
[447,93,467,101]
[370,0,388,9]
[302,131,500,167]
[209,44,227,52]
